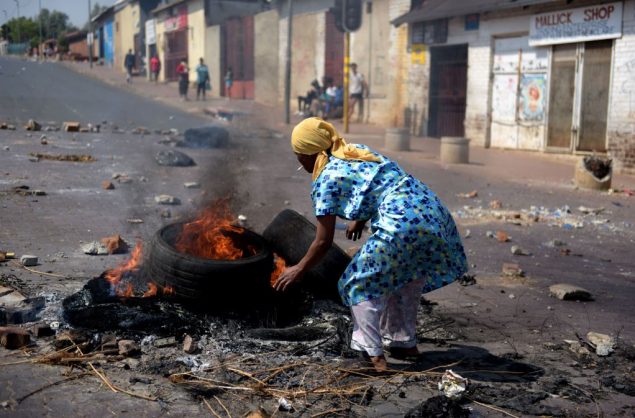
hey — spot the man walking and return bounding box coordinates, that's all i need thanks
[348,63,368,122]
[195,58,210,101]
[124,49,135,83]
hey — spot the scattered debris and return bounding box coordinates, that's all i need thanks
[155,195,181,205]
[13,186,46,196]
[160,210,171,219]
[81,242,109,256]
[127,219,144,224]
[183,335,198,354]
[131,127,151,135]
[458,274,476,286]
[511,245,531,256]
[543,239,567,248]
[577,206,605,215]
[277,397,294,412]
[587,332,615,356]
[489,200,503,209]
[20,255,38,267]
[29,153,95,162]
[63,121,80,132]
[464,229,471,238]
[154,336,177,348]
[457,190,478,198]
[118,339,141,357]
[549,284,593,301]
[485,230,495,238]
[101,180,115,190]
[30,323,55,337]
[0,326,31,349]
[25,119,41,131]
[39,135,48,145]
[182,126,230,149]
[438,370,468,399]
[495,230,510,242]
[155,150,196,167]
[100,234,128,254]
[502,263,524,277]
[183,182,200,189]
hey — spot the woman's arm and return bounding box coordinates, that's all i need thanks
[274,214,336,291]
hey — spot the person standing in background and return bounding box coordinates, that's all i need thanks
[196,58,211,101]
[150,54,161,83]
[348,63,368,123]
[124,49,135,83]
[176,60,189,101]
[224,67,233,99]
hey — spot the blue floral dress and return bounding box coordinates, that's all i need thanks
[311,145,468,307]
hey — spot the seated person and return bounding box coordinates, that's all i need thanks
[297,80,322,114]
[324,85,344,119]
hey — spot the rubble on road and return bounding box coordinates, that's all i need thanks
[101,180,115,190]
[20,255,38,267]
[29,153,95,162]
[549,284,593,301]
[495,230,510,242]
[100,234,129,254]
[182,335,198,354]
[13,186,46,196]
[81,241,109,256]
[155,150,195,167]
[438,370,468,399]
[118,339,141,356]
[456,190,478,198]
[0,123,17,130]
[183,182,200,189]
[502,263,524,277]
[63,121,80,132]
[155,195,181,205]
[587,332,616,356]
[511,245,531,256]
[0,326,31,349]
[182,126,230,149]
[131,127,151,135]
[489,200,503,209]
[25,119,41,131]
[458,274,476,286]
[127,218,144,224]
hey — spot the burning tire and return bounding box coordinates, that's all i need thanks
[263,209,351,302]
[147,222,273,303]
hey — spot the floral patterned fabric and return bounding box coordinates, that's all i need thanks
[311,145,468,307]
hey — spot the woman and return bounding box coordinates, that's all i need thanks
[274,118,468,372]
[224,67,233,99]
[176,60,189,100]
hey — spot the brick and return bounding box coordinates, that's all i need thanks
[31,323,55,337]
[182,335,198,354]
[118,339,141,357]
[20,255,38,267]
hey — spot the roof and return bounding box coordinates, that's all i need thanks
[392,0,557,26]
[91,5,115,23]
[64,31,88,42]
[151,0,189,15]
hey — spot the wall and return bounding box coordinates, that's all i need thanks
[114,2,140,72]
[608,0,635,172]
[205,25,221,97]
[154,13,166,81]
[254,10,280,105]
[187,0,206,83]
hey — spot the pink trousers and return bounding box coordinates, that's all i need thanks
[350,278,424,357]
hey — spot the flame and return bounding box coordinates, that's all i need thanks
[162,285,174,296]
[105,243,143,297]
[175,198,251,260]
[143,282,158,297]
[270,254,287,287]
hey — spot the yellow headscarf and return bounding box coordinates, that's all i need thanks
[291,117,381,181]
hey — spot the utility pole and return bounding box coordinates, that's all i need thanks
[343,32,350,133]
[88,0,93,68]
[38,0,42,60]
[13,0,19,46]
[284,0,293,124]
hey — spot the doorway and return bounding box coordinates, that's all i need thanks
[221,16,255,99]
[547,40,612,152]
[164,28,188,81]
[324,10,344,87]
[428,44,468,137]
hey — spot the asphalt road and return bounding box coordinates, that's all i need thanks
[0,56,634,416]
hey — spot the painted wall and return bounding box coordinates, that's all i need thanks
[608,0,635,172]
[254,10,280,105]
[205,25,221,98]
[114,2,140,72]
[187,0,206,83]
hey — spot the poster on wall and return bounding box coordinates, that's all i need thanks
[493,36,548,73]
[519,74,546,121]
[492,74,518,122]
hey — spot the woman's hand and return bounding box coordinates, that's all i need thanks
[274,265,304,292]
[346,220,366,241]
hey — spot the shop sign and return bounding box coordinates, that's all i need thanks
[164,5,188,32]
[145,19,156,45]
[529,2,622,46]
[411,44,427,65]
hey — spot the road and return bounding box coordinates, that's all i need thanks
[0,56,634,416]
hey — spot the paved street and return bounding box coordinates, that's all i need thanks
[1,56,634,416]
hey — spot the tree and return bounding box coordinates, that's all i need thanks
[83,3,109,31]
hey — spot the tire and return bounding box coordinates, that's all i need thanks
[146,222,273,306]
[262,209,351,302]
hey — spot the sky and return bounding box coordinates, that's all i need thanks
[1,0,117,27]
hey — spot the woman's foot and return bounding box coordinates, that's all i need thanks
[370,355,388,372]
[388,346,420,360]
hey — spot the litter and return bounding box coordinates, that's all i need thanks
[438,370,468,399]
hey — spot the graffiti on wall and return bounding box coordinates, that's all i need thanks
[519,74,546,121]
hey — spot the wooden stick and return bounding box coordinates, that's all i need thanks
[11,261,68,278]
[469,399,520,418]
[203,398,222,418]
[213,395,232,418]
[226,367,266,386]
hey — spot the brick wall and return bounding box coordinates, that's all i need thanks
[608,0,635,172]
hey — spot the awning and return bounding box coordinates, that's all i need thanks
[392,0,556,26]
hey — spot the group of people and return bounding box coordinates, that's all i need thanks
[175,58,211,101]
[297,63,367,122]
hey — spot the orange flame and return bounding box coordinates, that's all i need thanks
[270,254,287,287]
[143,282,158,297]
[105,243,143,297]
[175,198,250,260]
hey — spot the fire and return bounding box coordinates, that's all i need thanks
[143,282,158,297]
[270,254,287,287]
[175,198,250,260]
[105,242,143,297]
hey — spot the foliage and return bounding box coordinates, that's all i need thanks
[1,8,77,48]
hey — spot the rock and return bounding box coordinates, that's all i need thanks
[25,119,41,131]
[101,180,115,190]
[153,336,177,348]
[3,146,9,151]
[118,339,141,356]
[183,335,198,354]
[587,332,615,356]
[544,239,567,248]
[577,206,605,215]
[19,255,38,267]
[127,219,144,224]
[502,263,524,277]
[181,126,230,149]
[155,150,195,167]
[100,234,128,254]
[485,231,495,238]
[457,190,478,198]
[489,200,503,209]
[101,334,118,350]
[131,127,151,135]
[30,323,55,337]
[155,195,181,205]
[40,135,48,145]
[183,182,200,189]
[63,121,80,132]
[458,274,476,286]
[511,245,531,256]
[81,241,109,255]
[160,210,172,219]
[549,284,593,301]
[495,230,510,242]
[0,327,31,349]
[464,229,471,238]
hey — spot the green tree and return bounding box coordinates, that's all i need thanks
[83,3,109,31]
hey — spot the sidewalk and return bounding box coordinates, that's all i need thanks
[63,60,635,190]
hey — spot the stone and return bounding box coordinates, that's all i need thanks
[40,135,48,145]
[0,327,30,349]
[155,150,195,167]
[549,284,593,301]
[30,323,55,337]
[457,190,478,198]
[100,234,128,254]
[63,121,80,132]
[81,241,109,255]
[182,126,230,149]
[489,200,503,209]
[183,182,200,189]
[544,239,567,248]
[502,263,524,277]
[101,180,115,190]
[127,219,144,224]
[101,334,118,350]
[25,119,41,131]
[20,255,38,267]
[485,231,495,238]
[495,231,510,242]
[182,335,198,354]
[118,339,141,357]
[160,210,172,219]
[153,336,177,348]
[511,245,531,256]
[574,156,611,191]
[587,332,615,356]
[155,195,180,205]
